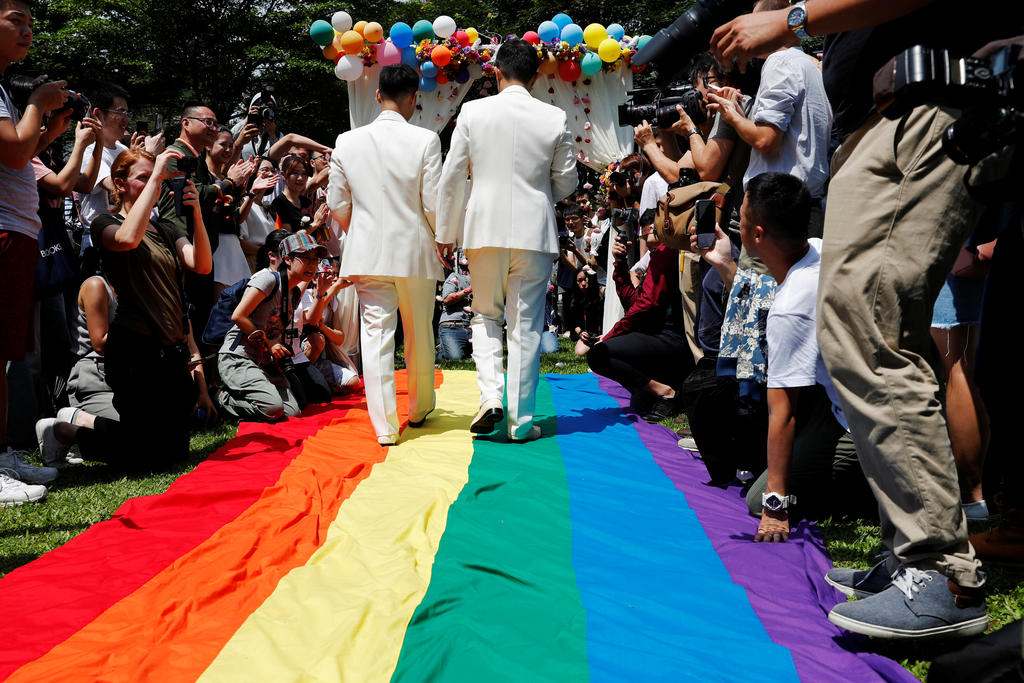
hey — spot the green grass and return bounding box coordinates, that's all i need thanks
[2,340,1021,681]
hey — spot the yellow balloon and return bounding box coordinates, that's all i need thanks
[598,38,621,63]
[353,20,367,36]
[340,30,364,55]
[583,23,607,49]
[363,21,383,43]
[465,27,479,43]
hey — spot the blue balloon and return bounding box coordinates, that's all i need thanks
[389,22,413,48]
[420,60,438,78]
[552,13,572,30]
[606,23,625,41]
[401,46,420,68]
[560,23,583,47]
[419,75,437,92]
[537,20,560,43]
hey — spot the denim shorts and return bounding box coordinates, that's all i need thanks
[931,273,985,329]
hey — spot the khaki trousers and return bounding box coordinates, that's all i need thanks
[817,107,983,586]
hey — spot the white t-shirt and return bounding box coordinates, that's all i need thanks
[743,47,833,199]
[765,238,847,430]
[78,141,128,229]
[639,172,669,217]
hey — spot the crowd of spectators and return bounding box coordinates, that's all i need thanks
[2,0,1023,657]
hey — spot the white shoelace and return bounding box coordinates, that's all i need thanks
[891,567,934,600]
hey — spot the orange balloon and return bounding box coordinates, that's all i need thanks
[431,45,451,66]
[539,52,558,75]
[323,44,340,60]
[363,21,383,43]
[353,20,367,36]
[339,30,364,55]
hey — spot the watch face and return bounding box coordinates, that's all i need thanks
[764,494,784,511]
[788,5,807,29]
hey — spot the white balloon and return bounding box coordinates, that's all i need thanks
[432,15,457,39]
[331,11,352,33]
[335,54,363,81]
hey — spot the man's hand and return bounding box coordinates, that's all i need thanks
[668,106,698,136]
[612,235,630,261]
[270,343,291,360]
[28,79,68,112]
[710,9,795,72]
[436,242,455,269]
[705,89,746,127]
[691,225,733,268]
[973,35,1024,59]
[195,390,218,426]
[754,507,790,543]
[238,123,260,146]
[75,117,102,148]
[144,131,166,154]
[227,156,257,185]
[633,119,656,147]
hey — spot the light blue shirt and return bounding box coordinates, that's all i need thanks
[743,47,833,199]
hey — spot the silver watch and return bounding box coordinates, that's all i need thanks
[787,1,810,41]
[762,491,797,512]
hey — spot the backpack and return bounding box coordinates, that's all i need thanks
[201,271,280,346]
[653,181,730,251]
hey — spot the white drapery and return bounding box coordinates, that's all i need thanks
[346,63,477,133]
[530,67,634,171]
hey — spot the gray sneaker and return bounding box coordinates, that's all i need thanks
[35,418,71,468]
[0,448,58,485]
[828,567,988,640]
[825,558,893,599]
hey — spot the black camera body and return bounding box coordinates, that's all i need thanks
[618,85,707,129]
[171,154,200,218]
[873,44,1021,164]
[8,75,91,121]
[632,0,753,82]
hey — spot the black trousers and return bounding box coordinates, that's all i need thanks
[586,330,693,395]
[76,325,196,470]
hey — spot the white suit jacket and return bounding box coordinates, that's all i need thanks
[327,110,443,281]
[436,85,577,256]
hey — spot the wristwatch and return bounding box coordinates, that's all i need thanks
[762,491,797,512]
[787,1,810,41]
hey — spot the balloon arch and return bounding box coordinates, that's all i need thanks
[309,12,651,172]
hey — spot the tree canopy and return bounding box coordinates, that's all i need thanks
[22,0,697,143]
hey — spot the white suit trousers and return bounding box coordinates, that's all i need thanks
[466,247,553,438]
[352,276,437,440]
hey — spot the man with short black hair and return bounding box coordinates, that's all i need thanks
[698,172,869,540]
[327,64,443,445]
[436,39,577,442]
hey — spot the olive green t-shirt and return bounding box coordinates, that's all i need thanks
[91,214,187,345]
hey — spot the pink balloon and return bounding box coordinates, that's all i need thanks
[523,31,540,45]
[378,39,402,66]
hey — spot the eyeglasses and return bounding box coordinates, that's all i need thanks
[184,116,218,128]
[702,74,720,88]
[102,108,132,119]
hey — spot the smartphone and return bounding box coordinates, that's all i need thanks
[135,120,149,136]
[695,199,717,250]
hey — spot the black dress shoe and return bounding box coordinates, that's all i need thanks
[409,409,433,428]
[470,400,504,434]
[645,395,679,422]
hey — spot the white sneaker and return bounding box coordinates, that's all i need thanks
[57,407,80,425]
[35,418,71,468]
[0,448,58,484]
[0,471,47,506]
[509,425,543,443]
[677,437,699,452]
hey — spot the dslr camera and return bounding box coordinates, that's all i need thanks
[618,85,707,129]
[247,86,277,128]
[873,44,1021,165]
[8,75,90,121]
[171,153,200,218]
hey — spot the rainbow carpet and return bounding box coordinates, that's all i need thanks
[0,370,914,681]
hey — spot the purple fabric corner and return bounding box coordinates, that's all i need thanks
[597,376,916,683]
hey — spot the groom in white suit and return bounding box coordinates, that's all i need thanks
[327,64,443,446]
[436,39,577,442]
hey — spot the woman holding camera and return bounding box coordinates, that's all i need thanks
[35,147,211,469]
[216,232,327,422]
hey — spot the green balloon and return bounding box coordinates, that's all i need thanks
[310,20,335,48]
[581,51,602,75]
[637,35,653,51]
[412,19,435,43]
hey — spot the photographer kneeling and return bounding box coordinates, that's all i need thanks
[217,232,325,422]
[36,148,211,470]
[577,209,693,421]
